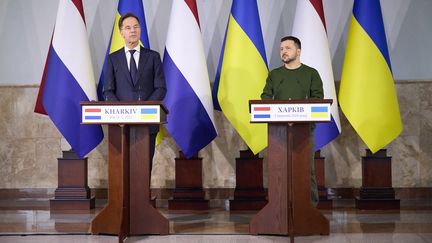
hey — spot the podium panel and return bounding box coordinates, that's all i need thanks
[249,99,331,236]
[81,101,169,239]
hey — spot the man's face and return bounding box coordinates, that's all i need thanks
[280,40,300,64]
[120,17,141,45]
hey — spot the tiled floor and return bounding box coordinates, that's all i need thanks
[0,199,431,242]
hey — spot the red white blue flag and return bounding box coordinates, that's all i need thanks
[36,0,103,158]
[163,0,217,158]
[292,0,341,150]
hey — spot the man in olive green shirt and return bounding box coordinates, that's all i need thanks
[261,36,323,206]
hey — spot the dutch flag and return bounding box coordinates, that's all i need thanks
[40,0,103,158]
[292,0,341,150]
[163,0,217,158]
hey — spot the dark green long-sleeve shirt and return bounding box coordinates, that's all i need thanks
[261,64,324,100]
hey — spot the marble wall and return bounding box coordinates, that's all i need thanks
[1,82,431,189]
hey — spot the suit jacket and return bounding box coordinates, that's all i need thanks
[103,46,167,134]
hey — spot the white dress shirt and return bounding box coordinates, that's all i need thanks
[124,44,140,71]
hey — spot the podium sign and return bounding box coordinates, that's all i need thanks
[249,99,331,237]
[250,102,331,122]
[82,104,165,124]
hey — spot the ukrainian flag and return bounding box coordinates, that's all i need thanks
[212,0,268,154]
[339,0,402,153]
[96,0,150,100]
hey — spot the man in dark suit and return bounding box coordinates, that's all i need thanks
[103,12,166,170]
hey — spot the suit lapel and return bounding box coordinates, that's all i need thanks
[137,46,151,82]
[116,49,134,86]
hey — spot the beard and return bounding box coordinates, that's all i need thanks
[281,55,295,64]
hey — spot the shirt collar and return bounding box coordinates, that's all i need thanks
[124,44,141,54]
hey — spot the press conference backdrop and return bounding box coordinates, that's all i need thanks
[0,0,431,86]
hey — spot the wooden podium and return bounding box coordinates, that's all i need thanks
[81,101,169,240]
[249,99,330,236]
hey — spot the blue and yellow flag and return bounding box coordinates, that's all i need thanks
[212,0,268,154]
[96,0,149,100]
[339,0,402,153]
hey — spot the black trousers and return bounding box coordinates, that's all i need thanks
[149,132,157,173]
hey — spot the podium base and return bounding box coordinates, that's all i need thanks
[50,197,95,210]
[317,198,333,210]
[355,197,400,210]
[229,199,268,211]
[231,150,267,211]
[168,199,209,210]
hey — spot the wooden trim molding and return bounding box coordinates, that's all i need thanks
[0,187,430,200]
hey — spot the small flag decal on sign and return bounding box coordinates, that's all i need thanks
[141,108,158,120]
[253,106,271,119]
[84,108,102,120]
[311,106,329,118]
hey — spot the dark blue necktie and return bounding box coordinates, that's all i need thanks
[129,50,137,84]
